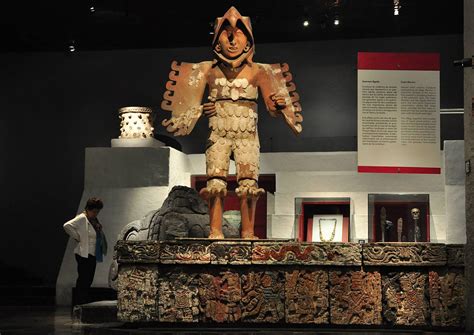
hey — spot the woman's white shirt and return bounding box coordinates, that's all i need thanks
[63,213,96,258]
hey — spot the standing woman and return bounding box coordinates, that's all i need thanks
[63,197,108,305]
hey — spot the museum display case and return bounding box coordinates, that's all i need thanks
[295,197,351,242]
[368,193,430,243]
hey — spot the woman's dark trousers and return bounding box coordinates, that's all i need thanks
[74,254,96,305]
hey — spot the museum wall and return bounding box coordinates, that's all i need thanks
[188,146,465,244]
[464,0,474,330]
[0,34,464,285]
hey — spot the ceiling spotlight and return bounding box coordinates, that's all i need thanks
[303,20,309,27]
[208,21,215,35]
[394,0,401,16]
[331,0,341,27]
[68,40,76,52]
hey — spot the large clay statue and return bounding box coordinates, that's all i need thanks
[161,7,303,239]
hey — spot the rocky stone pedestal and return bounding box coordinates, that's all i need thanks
[116,240,464,329]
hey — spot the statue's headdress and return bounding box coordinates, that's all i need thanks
[212,7,255,68]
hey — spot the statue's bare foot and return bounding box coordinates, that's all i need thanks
[208,232,225,239]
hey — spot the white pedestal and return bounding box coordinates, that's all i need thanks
[56,145,190,306]
[111,138,165,148]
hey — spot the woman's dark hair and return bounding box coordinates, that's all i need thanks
[85,197,104,211]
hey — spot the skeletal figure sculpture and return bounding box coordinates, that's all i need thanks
[161,7,302,239]
[411,208,421,242]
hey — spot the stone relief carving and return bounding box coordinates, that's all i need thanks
[252,242,361,265]
[158,270,200,322]
[117,265,159,322]
[160,241,211,264]
[382,272,429,326]
[241,271,285,322]
[429,270,465,327]
[210,241,252,265]
[114,240,160,263]
[199,271,242,322]
[284,270,329,324]
[329,271,382,325]
[363,243,447,266]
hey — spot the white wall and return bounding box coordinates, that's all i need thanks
[444,140,466,243]
[56,144,190,306]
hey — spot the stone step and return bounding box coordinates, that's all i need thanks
[72,300,118,324]
[71,287,117,306]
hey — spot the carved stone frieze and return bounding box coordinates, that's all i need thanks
[199,271,242,322]
[363,243,447,266]
[117,265,159,322]
[284,270,329,324]
[252,242,361,265]
[115,240,160,263]
[382,272,429,326]
[210,241,252,265]
[329,270,382,325]
[446,244,464,267]
[429,270,465,327]
[160,240,211,264]
[115,239,465,327]
[158,270,200,322]
[241,271,285,322]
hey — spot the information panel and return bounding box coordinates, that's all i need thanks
[357,52,440,174]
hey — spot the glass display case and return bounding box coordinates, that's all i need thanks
[368,194,430,242]
[295,197,351,242]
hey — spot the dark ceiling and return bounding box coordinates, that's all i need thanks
[0,0,464,52]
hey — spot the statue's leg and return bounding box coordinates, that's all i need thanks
[201,178,227,239]
[200,137,231,239]
[237,179,264,239]
[234,134,264,239]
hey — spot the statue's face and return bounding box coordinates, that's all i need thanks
[217,25,249,60]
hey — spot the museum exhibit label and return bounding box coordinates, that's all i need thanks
[357,52,440,174]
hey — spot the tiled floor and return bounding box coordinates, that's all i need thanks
[0,307,469,335]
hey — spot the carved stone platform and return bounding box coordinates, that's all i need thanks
[115,240,464,328]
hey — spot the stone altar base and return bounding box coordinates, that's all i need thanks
[115,239,464,329]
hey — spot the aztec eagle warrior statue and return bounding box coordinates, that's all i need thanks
[161,7,303,239]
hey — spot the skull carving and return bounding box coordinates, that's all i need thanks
[411,208,420,220]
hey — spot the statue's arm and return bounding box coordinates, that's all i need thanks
[257,64,281,117]
[161,61,211,136]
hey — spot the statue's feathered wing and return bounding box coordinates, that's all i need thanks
[161,61,211,136]
[260,63,303,135]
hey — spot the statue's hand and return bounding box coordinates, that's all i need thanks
[203,102,217,118]
[270,93,287,110]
